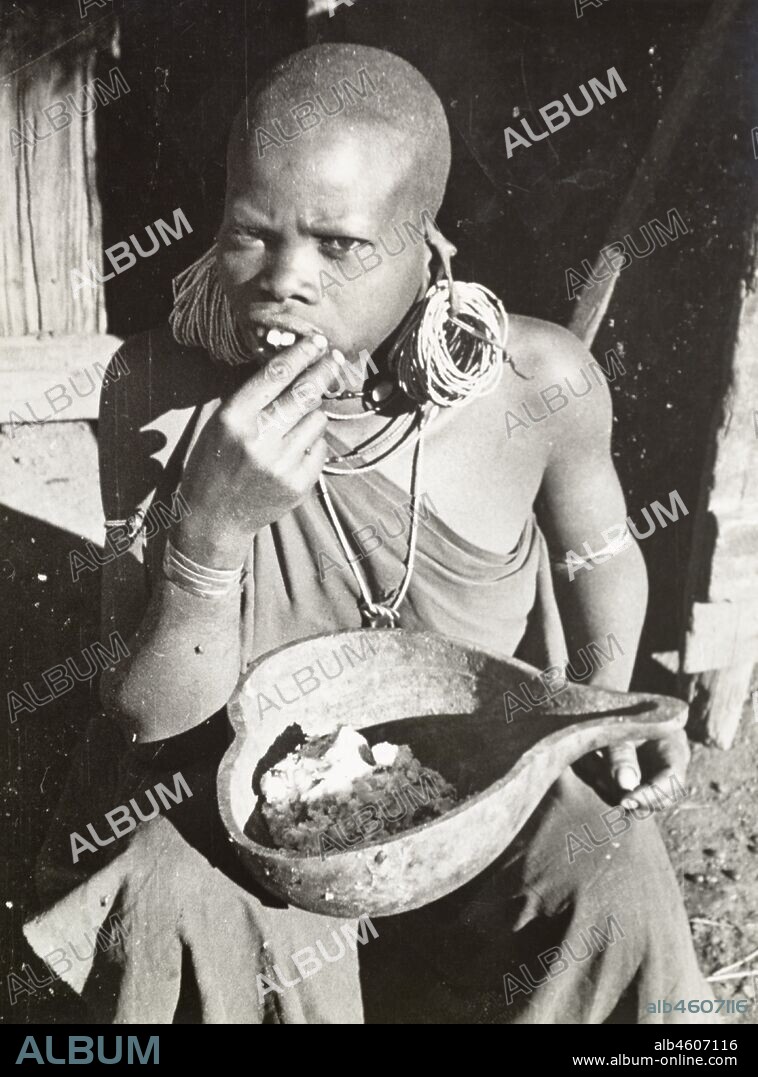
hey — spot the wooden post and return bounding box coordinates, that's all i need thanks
[569,0,743,346]
[559,0,755,748]
[680,216,758,748]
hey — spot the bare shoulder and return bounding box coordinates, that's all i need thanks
[506,313,602,385]
[493,312,617,447]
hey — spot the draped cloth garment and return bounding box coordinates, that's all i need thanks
[24,394,713,1024]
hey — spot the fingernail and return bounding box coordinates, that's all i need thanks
[294,382,320,405]
[621,797,638,811]
[301,338,322,359]
[302,334,328,357]
[615,766,641,791]
[332,348,346,365]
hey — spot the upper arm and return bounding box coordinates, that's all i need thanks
[98,334,163,646]
[531,325,630,557]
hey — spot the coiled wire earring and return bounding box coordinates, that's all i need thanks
[388,220,524,408]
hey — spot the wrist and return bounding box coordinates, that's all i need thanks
[162,537,246,600]
[172,519,250,571]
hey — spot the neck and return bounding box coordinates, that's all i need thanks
[324,341,406,418]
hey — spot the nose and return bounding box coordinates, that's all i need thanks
[256,239,319,305]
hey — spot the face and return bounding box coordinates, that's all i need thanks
[216,123,431,367]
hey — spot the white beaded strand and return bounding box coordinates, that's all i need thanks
[170,245,251,367]
[390,280,508,408]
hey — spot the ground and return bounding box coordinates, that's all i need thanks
[1,420,756,1025]
[659,689,758,1025]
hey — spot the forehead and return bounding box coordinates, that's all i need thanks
[226,124,411,225]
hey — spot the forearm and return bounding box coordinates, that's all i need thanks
[551,540,648,691]
[96,336,339,742]
[100,575,243,743]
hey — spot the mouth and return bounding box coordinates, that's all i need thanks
[252,325,301,350]
[245,312,323,354]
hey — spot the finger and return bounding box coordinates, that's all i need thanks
[255,379,325,440]
[281,408,329,460]
[620,782,661,814]
[257,349,342,433]
[295,435,331,487]
[232,334,330,411]
[287,348,347,405]
[638,731,691,773]
[605,741,641,793]
[620,766,687,814]
[257,348,347,436]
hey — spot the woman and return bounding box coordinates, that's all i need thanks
[26,42,710,1024]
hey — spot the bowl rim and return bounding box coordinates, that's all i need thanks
[217,627,686,866]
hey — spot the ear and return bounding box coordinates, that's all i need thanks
[422,218,461,315]
[426,225,458,283]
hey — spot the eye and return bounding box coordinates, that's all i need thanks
[225,225,266,245]
[318,236,369,259]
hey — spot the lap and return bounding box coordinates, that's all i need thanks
[28,718,363,1024]
[361,769,712,1024]
[31,718,709,1024]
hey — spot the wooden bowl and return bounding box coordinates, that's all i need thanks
[218,629,687,917]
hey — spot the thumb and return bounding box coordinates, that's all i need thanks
[606,741,641,792]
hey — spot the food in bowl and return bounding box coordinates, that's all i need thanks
[257,726,460,856]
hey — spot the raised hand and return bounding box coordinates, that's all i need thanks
[174,335,344,567]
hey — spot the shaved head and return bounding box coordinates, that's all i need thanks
[227,43,452,216]
[216,44,454,369]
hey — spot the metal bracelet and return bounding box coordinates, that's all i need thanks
[162,538,245,600]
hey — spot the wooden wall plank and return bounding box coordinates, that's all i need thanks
[683,601,758,673]
[708,520,758,600]
[1,50,106,336]
[685,657,756,749]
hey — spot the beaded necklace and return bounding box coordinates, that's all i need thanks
[169,246,511,627]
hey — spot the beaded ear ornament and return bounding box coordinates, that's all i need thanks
[169,236,524,408]
[384,215,527,408]
[170,245,249,366]
[388,277,507,407]
[167,235,523,630]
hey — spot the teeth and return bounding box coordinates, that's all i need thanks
[261,328,298,348]
[253,325,302,348]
